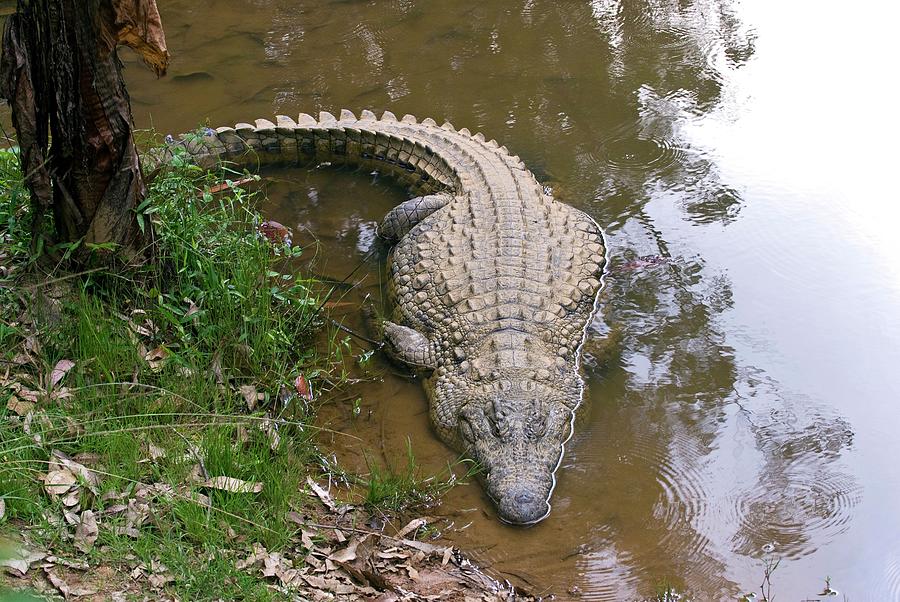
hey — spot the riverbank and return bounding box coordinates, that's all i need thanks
[0,144,530,601]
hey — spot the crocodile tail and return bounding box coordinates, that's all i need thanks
[145,109,493,196]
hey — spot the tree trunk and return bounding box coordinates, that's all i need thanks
[0,0,168,260]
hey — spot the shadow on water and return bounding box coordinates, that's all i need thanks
[2,0,874,598]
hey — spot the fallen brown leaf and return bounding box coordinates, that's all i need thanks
[236,542,268,570]
[43,469,77,498]
[396,517,429,539]
[74,510,99,553]
[16,386,40,403]
[0,548,46,576]
[399,538,447,556]
[305,477,337,512]
[239,384,258,411]
[44,567,99,599]
[328,535,369,564]
[203,476,263,494]
[49,359,75,389]
[294,374,313,400]
[143,346,169,372]
[148,571,175,589]
[209,176,254,194]
[50,450,101,494]
[5,394,33,416]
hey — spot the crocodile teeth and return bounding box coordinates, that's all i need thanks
[296,113,316,126]
[401,114,417,124]
[318,111,337,124]
[381,110,398,122]
[339,109,357,122]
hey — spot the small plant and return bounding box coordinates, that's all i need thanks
[362,439,478,512]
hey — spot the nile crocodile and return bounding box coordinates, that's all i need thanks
[160,110,607,524]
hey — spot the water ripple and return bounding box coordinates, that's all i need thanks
[730,462,861,559]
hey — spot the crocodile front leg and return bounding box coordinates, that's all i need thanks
[382,321,436,370]
[377,193,452,242]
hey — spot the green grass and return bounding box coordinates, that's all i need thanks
[0,140,439,599]
[363,440,479,512]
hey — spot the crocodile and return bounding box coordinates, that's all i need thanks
[158,110,607,524]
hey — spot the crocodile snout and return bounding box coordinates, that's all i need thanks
[493,482,552,525]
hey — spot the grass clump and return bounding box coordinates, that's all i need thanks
[0,142,346,599]
[363,440,479,513]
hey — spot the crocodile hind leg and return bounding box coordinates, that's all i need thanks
[377,193,452,242]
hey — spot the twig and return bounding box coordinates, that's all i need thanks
[330,319,382,348]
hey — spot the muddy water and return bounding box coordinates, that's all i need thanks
[13,0,900,598]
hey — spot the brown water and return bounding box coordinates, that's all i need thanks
[14,0,900,598]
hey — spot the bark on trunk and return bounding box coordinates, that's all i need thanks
[0,0,168,260]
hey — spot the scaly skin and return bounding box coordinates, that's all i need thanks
[157,110,607,524]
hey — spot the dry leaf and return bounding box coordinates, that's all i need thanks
[5,394,33,416]
[209,177,254,194]
[184,298,200,318]
[16,386,39,403]
[44,567,99,598]
[305,477,337,512]
[399,538,446,556]
[49,359,75,389]
[44,469,77,498]
[203,476,263,494]
[144,441,166,461]
[396,517,428,539]
[51,450,100,494]
[143,346,169,372]
[236,542,268,570]
[258,220,292,245]
[301,529,315,551]
[74,510,98,553]
[0,497,5,520]
[294,374,313,400]
[107,0,169,76]
[239,385,258,411]
[328,535,369,564]
[0,549,46,576]
[24,335,40,356]
[441,547,454,566]
[45,556,89,571]
[148,571,174,589]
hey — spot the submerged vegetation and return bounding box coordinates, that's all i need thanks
[0,142,487,600]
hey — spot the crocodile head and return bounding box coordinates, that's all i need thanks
[457,391,573,525]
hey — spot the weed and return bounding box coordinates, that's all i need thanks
[363,439,479,512]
